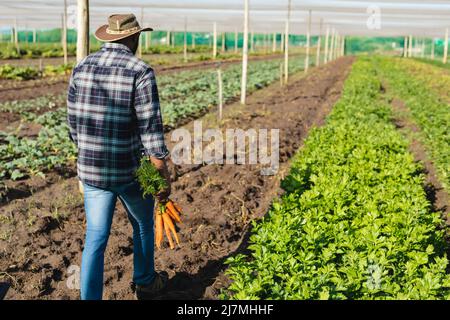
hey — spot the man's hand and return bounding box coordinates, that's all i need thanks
[150,156,171,203]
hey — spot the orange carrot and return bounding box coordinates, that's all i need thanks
[166,208,179,223]
[166,201,182,224]
[162,213,175,249]
[155,211,164,249]
[172,201,183,214]
[162,212,180,245]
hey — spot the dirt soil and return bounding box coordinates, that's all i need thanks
[0,57,354,300]
[0,53,296,103]
[0,77,68,103]
[0,112,21,132]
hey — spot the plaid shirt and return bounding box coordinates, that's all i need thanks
[67,42,169,188]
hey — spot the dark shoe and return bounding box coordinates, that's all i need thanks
[135,271,169,300]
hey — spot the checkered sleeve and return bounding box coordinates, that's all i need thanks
[67,70,78,145]
[134,67,169,159]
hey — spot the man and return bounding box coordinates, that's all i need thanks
[67,14,171,300]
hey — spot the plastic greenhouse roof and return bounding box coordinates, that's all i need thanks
[0,0,449,38]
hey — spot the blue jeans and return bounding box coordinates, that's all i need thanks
[80,180,155,300]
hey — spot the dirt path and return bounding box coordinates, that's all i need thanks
[0,53,300,103]
[0,57,354,300]
[389,97,450,226]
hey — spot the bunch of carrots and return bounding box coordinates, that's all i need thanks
[155,200,183,249]
[136,157,183,250]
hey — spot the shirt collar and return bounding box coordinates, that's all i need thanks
[101,42,133,53]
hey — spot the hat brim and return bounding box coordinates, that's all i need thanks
[94,24,153,42]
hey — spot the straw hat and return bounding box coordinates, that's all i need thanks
[94,14,153,42]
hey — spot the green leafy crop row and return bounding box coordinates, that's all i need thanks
[0,94,64,116]
[224,57,450,300]
[377,57,450,191]
[398,59,450,101]
[413,58,450,72]
[0,63,72,80]
[0,43,210,60]
[0,43,78,59]
[0,124,77,181]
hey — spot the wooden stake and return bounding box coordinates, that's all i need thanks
[339,34,342,58]
[284,0,291,84]
[431,38,435,60]
[316,19,323,66]
[221,32,225,53]
[250,30,254,52]
[416,37,420,57]
[419,37,422,58]
[408,34,413,57]
[417,37,420,57]
[334,33,338,60]
[304,10,312,73]
[234,28,238,53]
[324,25,329,64]
[284,21,289,83]
[240,0,249,105]
[265,33,268,54]
[166,30,170,46]
[421,38,425,58]
[338,33,341,58]
[280,32,284,52]
[33,28,36,43]
[61,14,67,64]
[138,8,144,58]
[217,68,223,119]
[184,17,188,63]
[338,34,341,59]
[146,30,151,49]
[14,18,20,55]
[213,22,217,59]
[272,32,277,53]
[280,63,283,87]
[403,36,408,58]
[341,35,345,57]
[192,33,196,49]
[415,37,418,57]
[444,28,448,64]
[76,0,89,63]
[62,0,68,64]
[329,28,335,62]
